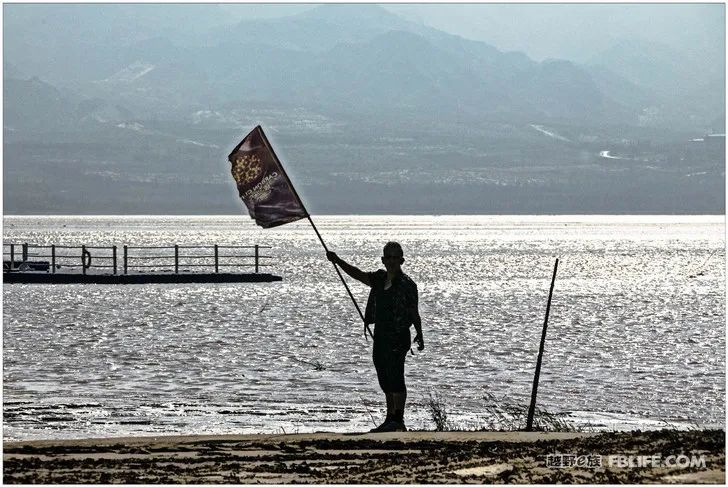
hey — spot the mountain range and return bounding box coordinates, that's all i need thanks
[5,4,723,130]
[3,4,725,214]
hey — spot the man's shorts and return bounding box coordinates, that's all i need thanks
[372,329,411,393]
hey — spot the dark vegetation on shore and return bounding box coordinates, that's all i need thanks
[425,391,576,432]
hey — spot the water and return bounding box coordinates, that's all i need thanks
[3,215,725,440]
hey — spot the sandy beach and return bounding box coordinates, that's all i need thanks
[3,429,724,483]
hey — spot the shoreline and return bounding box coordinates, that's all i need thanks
[4,430,593,448]
[4,429,724,484]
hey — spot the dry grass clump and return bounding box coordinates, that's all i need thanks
[424,391,576,432]
[425,391,453,431]
[481,392,575,432]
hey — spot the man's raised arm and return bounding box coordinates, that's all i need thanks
[326,251,371,287]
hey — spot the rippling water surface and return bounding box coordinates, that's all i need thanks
[3,215,725,440]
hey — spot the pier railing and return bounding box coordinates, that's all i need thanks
[3,243,272,275]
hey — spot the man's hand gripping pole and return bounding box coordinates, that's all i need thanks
[307,217,373,340]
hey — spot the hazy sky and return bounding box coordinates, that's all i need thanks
[221,3,724,61]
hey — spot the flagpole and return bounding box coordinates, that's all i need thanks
[306,215,373,340]
[256,126,373,340]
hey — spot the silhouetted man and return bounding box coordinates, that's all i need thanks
[327,241,424,432]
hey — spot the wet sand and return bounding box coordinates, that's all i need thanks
[3,429,724,483]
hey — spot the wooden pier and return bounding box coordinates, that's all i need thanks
[3,242,282,284]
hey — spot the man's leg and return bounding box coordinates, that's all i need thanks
[392,391,406,424]
[367,394,393,432]
[390,340,408,428]
[377,389,406,432]
[371,343,395,431]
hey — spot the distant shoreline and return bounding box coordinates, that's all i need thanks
[3,213,726,217]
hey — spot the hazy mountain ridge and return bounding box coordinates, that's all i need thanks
[216,4,420,52]
[3,4,724,214]
[5,4,720,130]
[588,38,723,94]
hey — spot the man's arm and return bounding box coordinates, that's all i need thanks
[410,284,424,351]
[326,251,372,287]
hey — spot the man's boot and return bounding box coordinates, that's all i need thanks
[369,414,393,432]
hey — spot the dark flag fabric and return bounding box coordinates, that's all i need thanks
[229,126,308,228]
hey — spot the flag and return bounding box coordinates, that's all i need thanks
[229,126,308,228]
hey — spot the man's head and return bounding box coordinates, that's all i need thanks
[381,241,405,271]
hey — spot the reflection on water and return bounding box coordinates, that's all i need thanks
[3,215,725,440]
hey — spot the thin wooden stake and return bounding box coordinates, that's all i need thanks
[526,258,559,431]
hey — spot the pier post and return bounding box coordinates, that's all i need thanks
[51,245,56,274]
[22,243,28,262]
[123,246,128,275]
[174,245,179,274]
[214,245,219,273]
[113,246,117,275]
[10,244,14,269]
[255,245,259,274]
[82,245,87,275]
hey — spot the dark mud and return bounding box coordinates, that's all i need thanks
[3,429,724,484]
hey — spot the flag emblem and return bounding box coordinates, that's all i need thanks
[231,153,264,186]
